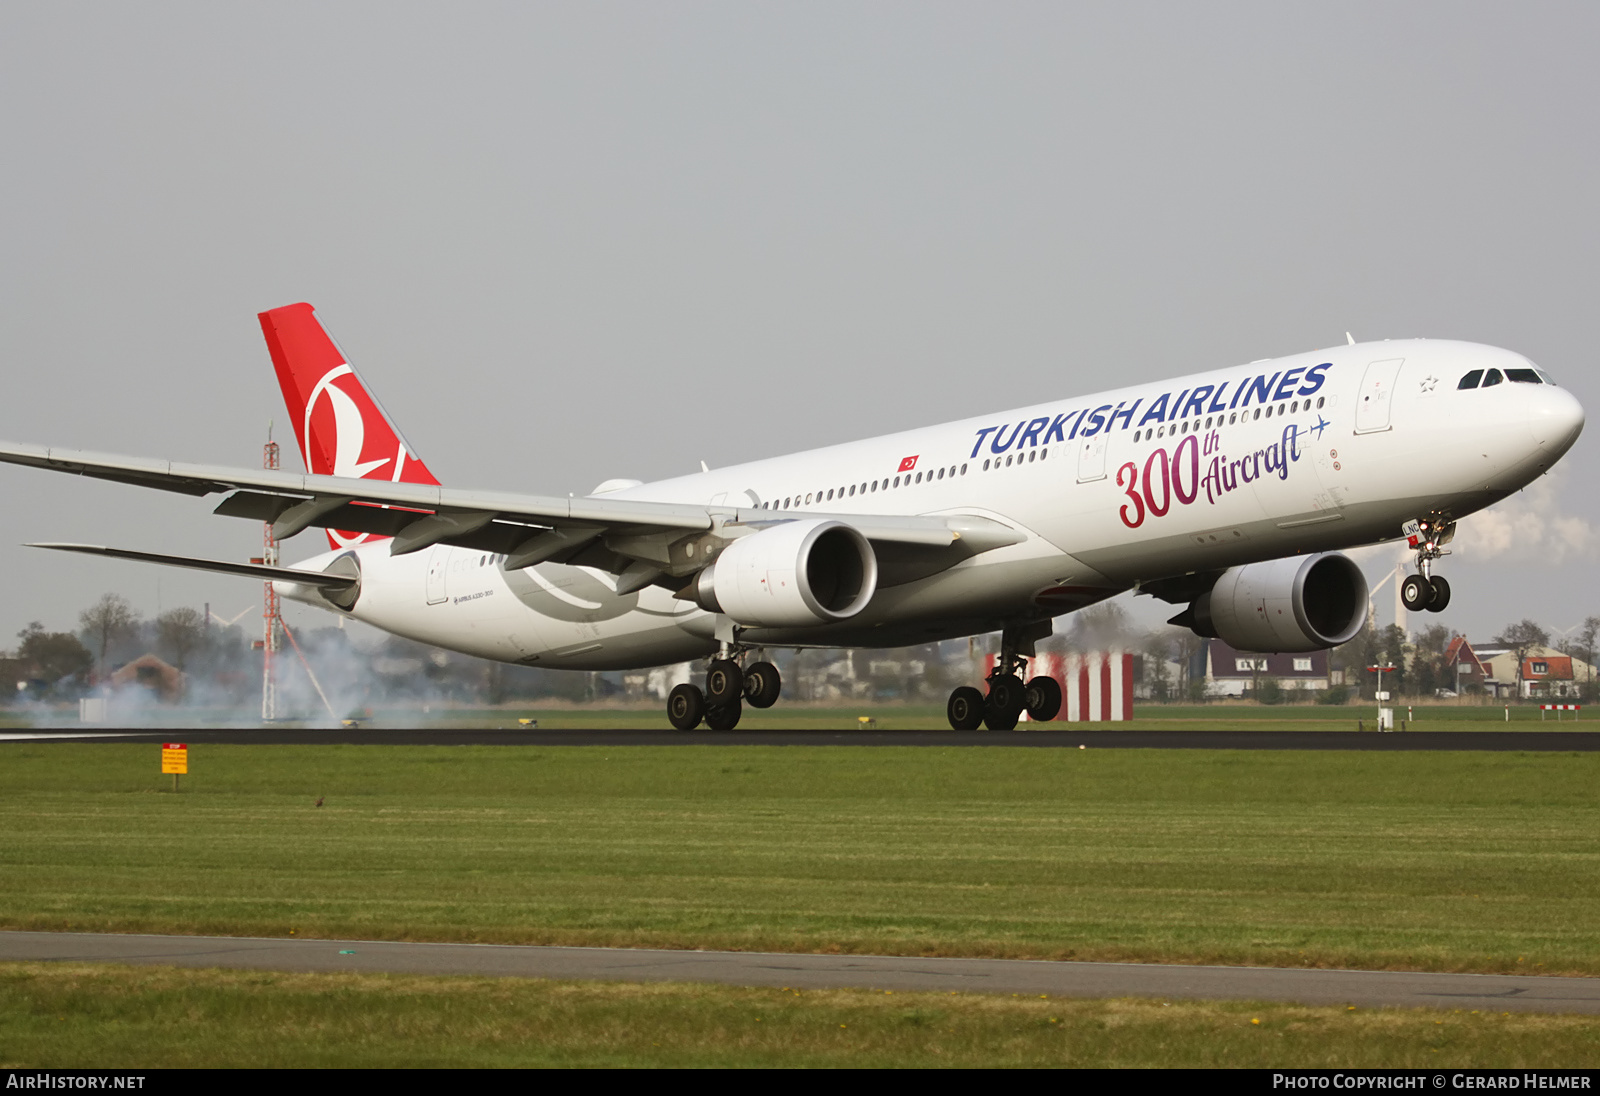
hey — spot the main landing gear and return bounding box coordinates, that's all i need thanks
[1399,518,1455,613]
[946,623,1061,731]
[666,649,781,731]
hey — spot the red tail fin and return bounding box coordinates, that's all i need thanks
[259,303,440,550]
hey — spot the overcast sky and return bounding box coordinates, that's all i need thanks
[1,2,1596,649]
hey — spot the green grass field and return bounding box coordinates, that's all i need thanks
[5,741,1598,1067]
[2,743,1597,974]
[4,963,1594,1068]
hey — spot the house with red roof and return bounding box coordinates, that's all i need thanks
[1442,635,1489,694]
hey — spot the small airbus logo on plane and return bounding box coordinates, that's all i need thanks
[898,455,918,472]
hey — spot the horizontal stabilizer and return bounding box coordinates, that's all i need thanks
[25,543,357,589]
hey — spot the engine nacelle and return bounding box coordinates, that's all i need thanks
[695,518,877,627]
[1186,552,1367,653]
[317,550,362,612]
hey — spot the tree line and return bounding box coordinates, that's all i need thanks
[5,594,247,698]
[8,590,1596,708]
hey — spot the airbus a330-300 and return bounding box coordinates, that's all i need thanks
[0,305,1583,729]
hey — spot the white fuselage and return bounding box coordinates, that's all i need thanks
[278,340,1583,669]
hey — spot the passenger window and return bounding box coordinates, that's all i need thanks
[1253,408,1260,420]
[937,467,945,480]
[1039,450,1046,460]
[1458,370,1484,389]
[1504,368,1541,384]
[1315,397,1324,409]
[960,463,968,474]
[805,493,813,504]
[1028,450,1036,462]
[1482,368,1503,387]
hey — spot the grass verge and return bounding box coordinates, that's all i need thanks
[3,701,1587,732]
[2,962,1596,1068]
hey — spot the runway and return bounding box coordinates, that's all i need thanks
[4,727,1599,749]
[3,931,1596,1014]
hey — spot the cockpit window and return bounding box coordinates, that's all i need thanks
[1504,368,1542,384]
[1482,368,1504,387]
[1458,369,1484,389]
[1536,369,1558,385]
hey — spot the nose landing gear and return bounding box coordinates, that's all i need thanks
[1400,518,1455,613]
[1400,573,1450,612]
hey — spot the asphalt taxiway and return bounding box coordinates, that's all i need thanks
[3,931,1595,1014]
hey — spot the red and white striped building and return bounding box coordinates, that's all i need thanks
[986,651,1135,722]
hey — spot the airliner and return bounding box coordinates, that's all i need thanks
[0,305,1583,729]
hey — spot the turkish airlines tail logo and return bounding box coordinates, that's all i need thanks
[259,303,441,551]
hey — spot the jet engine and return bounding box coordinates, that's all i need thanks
[316,551,362,611]
[694,518,877,627]
[1178,552,1367,653]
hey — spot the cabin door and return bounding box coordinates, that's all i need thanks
[1354,358,1404,434]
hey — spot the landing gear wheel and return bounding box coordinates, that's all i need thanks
[1428,575,1451,612]
[742,661,782,708]
[1400,574,1432,612]
[947,686,985,730]
[984,674,1027,731]
[706,659,744,705]
[705,699,743,731]
[667,683,705,730]
[1025,676,1062,722]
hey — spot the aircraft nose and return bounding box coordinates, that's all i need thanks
[1531,386,1585,455]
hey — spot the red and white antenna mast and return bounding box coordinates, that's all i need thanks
[260,423,283,722]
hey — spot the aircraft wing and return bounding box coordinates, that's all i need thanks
[25,542,360,589]
[0,441,1023,589]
